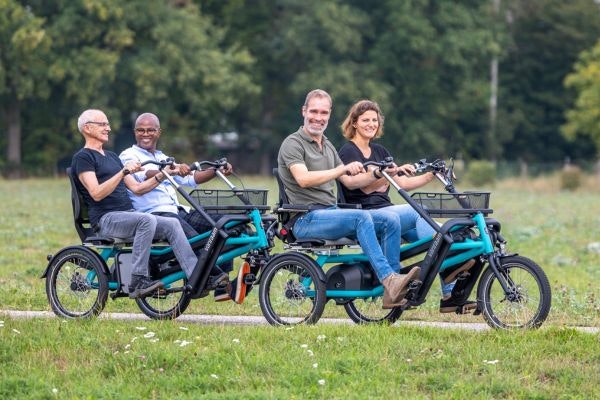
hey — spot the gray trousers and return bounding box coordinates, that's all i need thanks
[98,211,197,278]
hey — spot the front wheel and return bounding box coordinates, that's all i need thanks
[135,276,191,320]
[259,253,327,326]
[45,247,108,319]
[344,298,403,324]
[477,255,551,329]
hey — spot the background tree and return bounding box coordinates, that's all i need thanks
[562,39,600,155]
[497,0,600,163]
[0,0,51,177]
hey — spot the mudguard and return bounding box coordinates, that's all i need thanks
[41,245,110,279]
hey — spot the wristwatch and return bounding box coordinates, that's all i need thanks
[122,168,131,176]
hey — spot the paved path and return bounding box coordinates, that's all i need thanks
[2,310,598,333]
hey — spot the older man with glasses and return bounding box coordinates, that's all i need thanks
[71,109,199,298]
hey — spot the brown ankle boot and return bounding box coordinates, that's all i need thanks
[382,267,421,309]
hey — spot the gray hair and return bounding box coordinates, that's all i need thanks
[77,109,105,133]
[303,89,332,108]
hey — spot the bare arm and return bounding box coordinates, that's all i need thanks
[393,172,435,191]
[78,160,146,201]
[290,161,364,188]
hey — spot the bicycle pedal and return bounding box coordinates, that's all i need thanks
[408,280,422,290]
[243,273,256,285]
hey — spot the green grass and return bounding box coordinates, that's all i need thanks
[1,175,599,398]
[0,177,600,326]
[1,176,598,326]
[1,318,599,399]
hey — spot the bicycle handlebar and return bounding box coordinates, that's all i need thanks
[189,158,228,172]
[140,157,175,169]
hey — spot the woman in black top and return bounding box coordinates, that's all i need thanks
[338,100,476,313]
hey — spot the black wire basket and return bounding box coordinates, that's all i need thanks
[410,192,492,218]
[189,189,270,214]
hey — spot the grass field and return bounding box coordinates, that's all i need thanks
[0,174,599,398]
[1,318,599,398]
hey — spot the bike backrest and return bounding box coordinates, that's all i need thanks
[272,167,290,208]
[336,180,347,204]
[66,167,94,242]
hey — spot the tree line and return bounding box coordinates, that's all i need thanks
[1,0,599,177]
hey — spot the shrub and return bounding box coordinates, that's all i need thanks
[560,165,583,191]
[465,160,496,186]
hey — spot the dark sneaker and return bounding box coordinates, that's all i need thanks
[440,259,476,284]
[214,282,232,302]
[128,275,164,299]
[439,297,478,314]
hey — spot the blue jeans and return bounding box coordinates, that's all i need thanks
[370,205,454,297]
[98,211,198,278]
[293,208,401,281]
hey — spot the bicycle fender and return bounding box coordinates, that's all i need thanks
[41,245,110,279]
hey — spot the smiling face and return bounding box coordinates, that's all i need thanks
[354,110,380,141]
[82,111,111,144]
[134,114,161,152]
[302,95,332,138]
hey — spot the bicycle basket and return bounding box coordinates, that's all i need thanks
[410,192,492,218]
[189,189,270,214]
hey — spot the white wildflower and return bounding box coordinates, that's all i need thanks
[307,350,314,357]
[312,363,318,368]
[125,344,131,350]
[300,344,308,349]
[232,338,240,344]
[135,326,147,331]
[484,359,499,365]
[179,340,192,347]
[52,388,58,395]
[179,326,189,331]
[317,335,326,341]
[318,379,325,386]
[150,338,160,343]
[12,329,20,334]
[211,374,219,379]
[143,332,156,339]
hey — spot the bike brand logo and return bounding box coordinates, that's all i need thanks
[423,232,443,267]
[204,228,219,250]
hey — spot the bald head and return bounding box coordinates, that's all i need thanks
[135,113,160,129]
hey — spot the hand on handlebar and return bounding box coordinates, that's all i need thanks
[123,160,143,174]
[343,161,365,176]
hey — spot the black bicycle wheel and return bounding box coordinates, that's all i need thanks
[46,247,108,319]
[344,298,403,324]
[135,276,191,320]
[477,255,551,329]
[259,253,327,326]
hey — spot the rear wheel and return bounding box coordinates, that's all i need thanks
[344,298,403,324]
[477,255,551,329]
[259,253,326,326]
[135,276,191,320]
[45,247,108,319]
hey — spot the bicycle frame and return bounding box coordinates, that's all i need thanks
[82,161,275,299]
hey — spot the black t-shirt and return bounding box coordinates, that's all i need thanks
[71,148,133,226]
[338,141,393,210]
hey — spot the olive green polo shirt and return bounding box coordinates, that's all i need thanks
[277,126,342,206]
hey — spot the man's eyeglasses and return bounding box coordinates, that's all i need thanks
[135,128,159,134]
[86,121,110,127]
